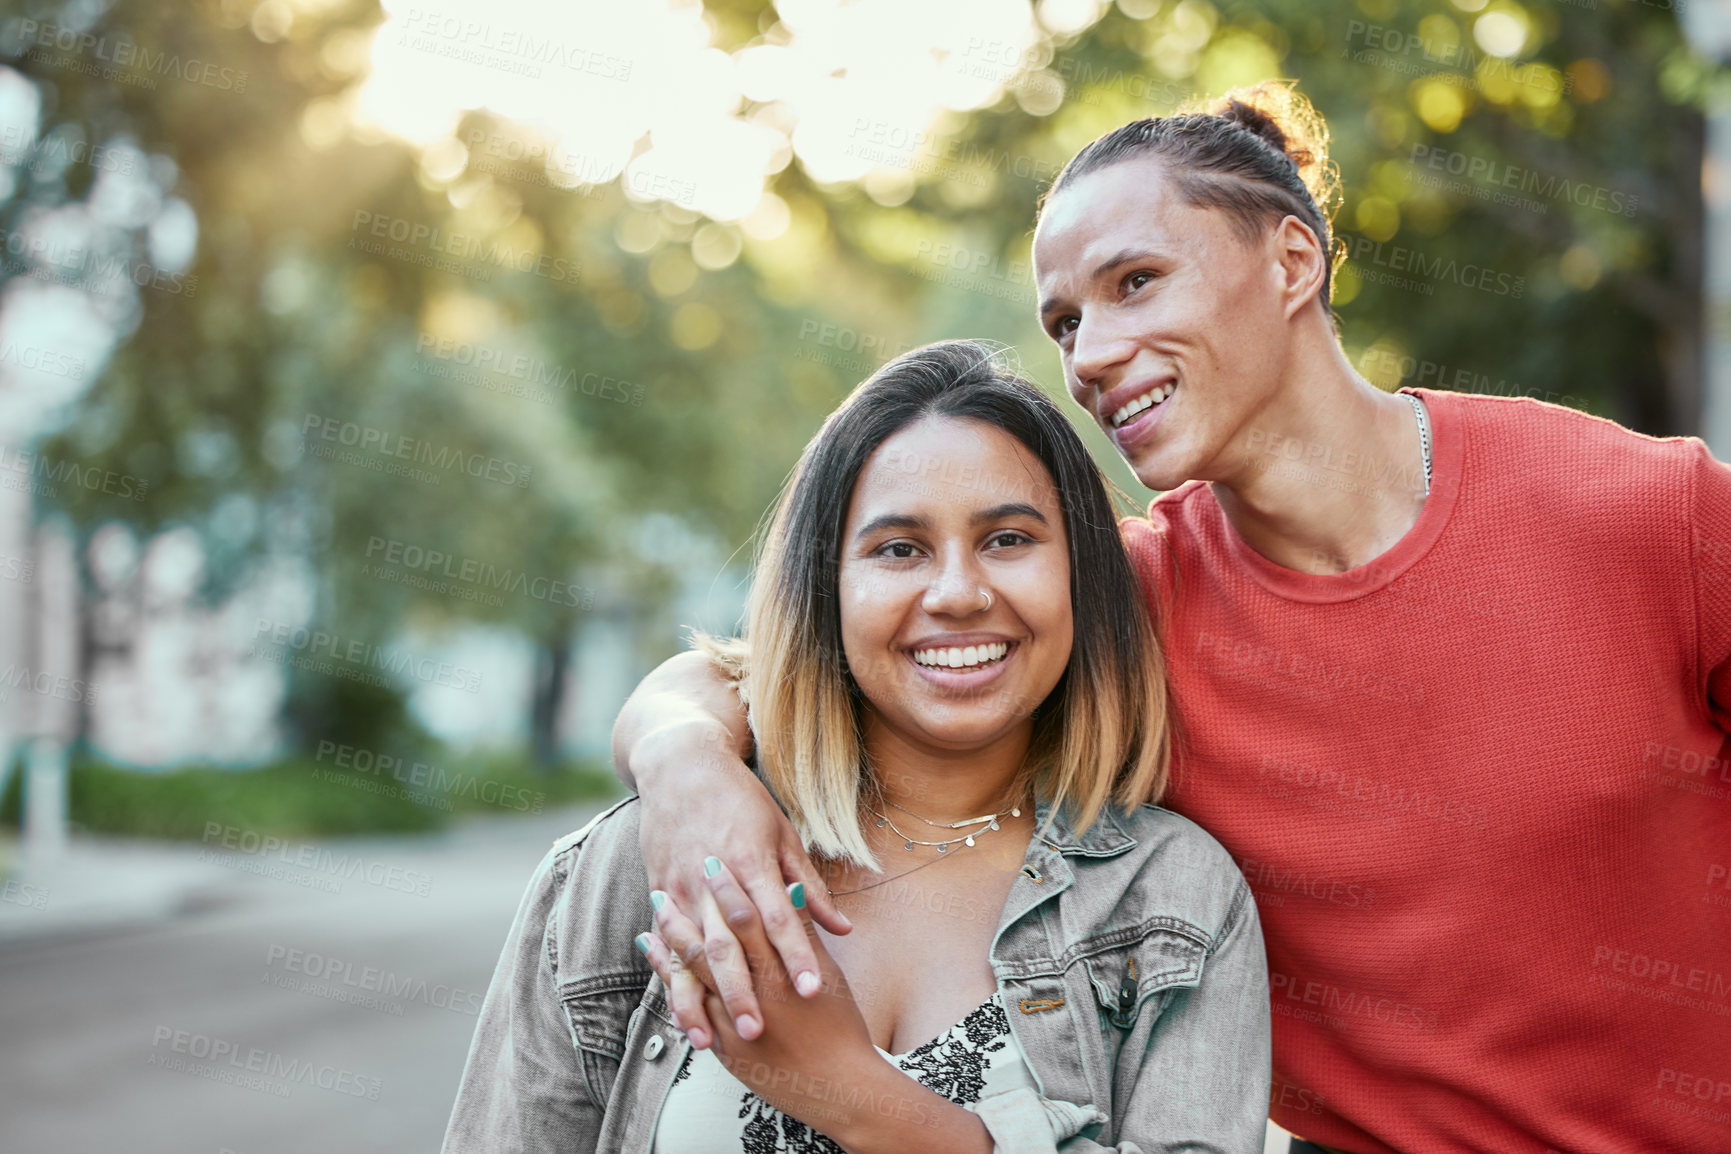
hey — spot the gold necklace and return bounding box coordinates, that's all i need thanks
[824,852,954,897]
[864,800,1022,853]
[826,796,1026,897]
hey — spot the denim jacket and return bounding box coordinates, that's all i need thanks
[442,795,1271,1154]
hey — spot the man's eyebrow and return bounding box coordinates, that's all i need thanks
[854,512,927,539]
[972,502,1047,525]
[1092,247,1161,280]
[1039,249,1164,318]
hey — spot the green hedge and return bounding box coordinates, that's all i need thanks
[0,752,622,840]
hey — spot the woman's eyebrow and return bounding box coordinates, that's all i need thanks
[972,502,1047,525]
[854,503,1045,539]
[853,512,927,540]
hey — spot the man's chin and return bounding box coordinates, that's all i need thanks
[1120,446,1190,495]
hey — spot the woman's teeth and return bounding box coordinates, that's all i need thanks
[913,642,1010,670]
[1111,384,1175,428]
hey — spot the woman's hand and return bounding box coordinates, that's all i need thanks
[642,859,862,1053]
[641,863,990,1154]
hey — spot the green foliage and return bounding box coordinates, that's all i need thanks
[3,0,1721,774]
[0,751,621,840]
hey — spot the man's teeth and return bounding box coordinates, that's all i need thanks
[1110,384,1175,428]
[913,642,1010,670]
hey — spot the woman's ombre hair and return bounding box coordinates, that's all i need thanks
[699,340,1170,868]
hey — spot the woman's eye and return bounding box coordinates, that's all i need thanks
[988,532,1031,549]
[877,541,919,559]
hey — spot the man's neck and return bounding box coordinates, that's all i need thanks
[1211,335,1428,575]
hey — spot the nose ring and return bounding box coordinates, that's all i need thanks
[978,588,993,612]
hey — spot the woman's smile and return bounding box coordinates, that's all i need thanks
[906,637,1019,687]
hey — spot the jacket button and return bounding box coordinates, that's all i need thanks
[642,1034,665,1061]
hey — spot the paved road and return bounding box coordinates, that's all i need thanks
[0,800,1291,1154]
[0,801,619,1154]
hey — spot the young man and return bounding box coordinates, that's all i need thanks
[612,88,1731,1153]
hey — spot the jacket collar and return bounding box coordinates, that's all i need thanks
[1030,796,1139,858]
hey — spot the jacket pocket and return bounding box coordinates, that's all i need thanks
[1078,923,1208,1031]
[561,969,650,1109]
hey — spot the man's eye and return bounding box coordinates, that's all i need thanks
[1048,316,1078,340]
[1124,270,1155,292]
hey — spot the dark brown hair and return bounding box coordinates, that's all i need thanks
[699,339,1171,866]
[1043,81,1343,303]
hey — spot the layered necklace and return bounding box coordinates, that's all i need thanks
[825,796,1024,897]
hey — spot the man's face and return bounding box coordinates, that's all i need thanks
[1033,157,1296,492]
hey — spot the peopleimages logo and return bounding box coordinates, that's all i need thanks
[148,1026,381,1099]
[264,943,483,1016]
[200,821,435,897]
[1342,234,1526,299]
[13,20,250,92]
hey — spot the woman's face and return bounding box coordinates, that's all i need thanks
[1032,156,1304,492]
[837,414,1073,759]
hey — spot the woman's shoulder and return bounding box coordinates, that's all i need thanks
[540,795,650,897]
[1066,804,1253,950]
[1115,802,1238,863]
[548,794,643,861]
[519,797,654,968]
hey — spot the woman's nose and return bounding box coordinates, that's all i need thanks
[922,564,990,617]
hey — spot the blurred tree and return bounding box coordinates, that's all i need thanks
[1,0,1719,776]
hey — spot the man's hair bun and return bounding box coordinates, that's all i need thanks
[1203,81,1339,221]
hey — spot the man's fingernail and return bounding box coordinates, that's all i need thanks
[788,882,806,909]
[796,971,821,997]
[635,932,652,955]
[703,856,722,878]
[650,890,666,911]
[736,1015,757,1036]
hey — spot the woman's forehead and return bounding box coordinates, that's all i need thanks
[852,417,1058,515]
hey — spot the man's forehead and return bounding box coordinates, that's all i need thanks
[1036,164,1185,271]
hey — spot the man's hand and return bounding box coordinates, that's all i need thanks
[615,650,850,1045]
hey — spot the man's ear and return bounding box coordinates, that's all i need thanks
[1272,215,1327,319]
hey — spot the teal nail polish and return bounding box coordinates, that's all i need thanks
[635,932,652,956]
[789,882,806,910]
[650,890,666,911]
[703,856,722,878]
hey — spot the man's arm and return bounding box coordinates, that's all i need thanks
[611,649,752,791]
[610,649,851,1046]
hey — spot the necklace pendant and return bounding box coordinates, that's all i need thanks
[988,820,999,831]
[964,835,975,847]
[904,839,915,851]
[1011,807,1021,818]
[876,817,886,827]
[937,843,948,853]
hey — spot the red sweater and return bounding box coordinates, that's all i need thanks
[1121,388,1731,1154]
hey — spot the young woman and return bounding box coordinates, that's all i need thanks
[442,340,1270,1153]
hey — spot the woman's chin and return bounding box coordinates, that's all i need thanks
[887,709,1034,755]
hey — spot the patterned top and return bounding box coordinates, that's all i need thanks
[650,993,1038,1153]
